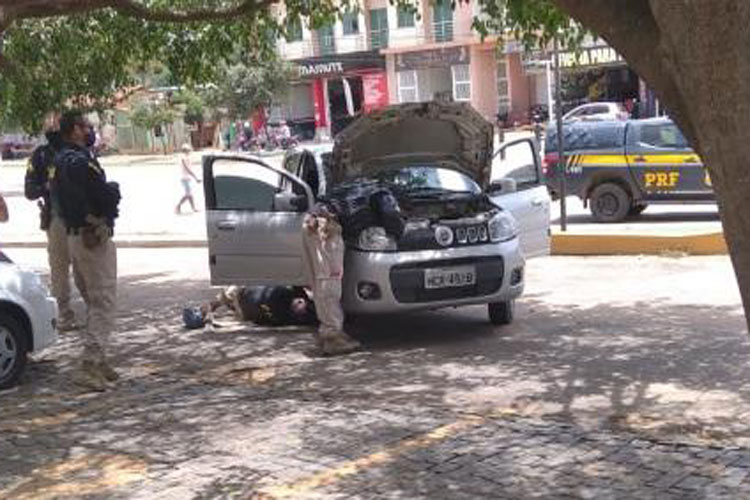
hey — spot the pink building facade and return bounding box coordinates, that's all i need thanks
[274,3,638,137]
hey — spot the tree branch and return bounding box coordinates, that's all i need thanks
[0,0,277,23]
[114,0,271,23]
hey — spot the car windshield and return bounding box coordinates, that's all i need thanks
[371,165,481,195]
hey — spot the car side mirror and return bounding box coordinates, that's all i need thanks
[488,178,517,194]
[291,194,309,212]
[274,192,308,212]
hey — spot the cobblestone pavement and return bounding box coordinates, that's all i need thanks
[2,250,750,499]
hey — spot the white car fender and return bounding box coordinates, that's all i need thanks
[0,263,57,353]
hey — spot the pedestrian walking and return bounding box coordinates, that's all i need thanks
[25,125,83,331]
[175,143,200,214]
[0,192,8,223]
[54,110,121,391]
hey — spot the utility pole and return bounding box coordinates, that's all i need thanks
[546,60,554,122]
[553,36,567,232]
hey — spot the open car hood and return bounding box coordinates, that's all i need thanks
[331,101,495,187]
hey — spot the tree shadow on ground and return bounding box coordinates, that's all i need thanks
[2,271,750,498]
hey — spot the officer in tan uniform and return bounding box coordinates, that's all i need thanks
[302,207,360,356]
[25,126,87,331]
[54,111,121,390]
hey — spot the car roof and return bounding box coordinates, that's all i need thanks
[545,116,678,151]
[630,116,675,125]
[578,102,618,107]
[567,102,620,111]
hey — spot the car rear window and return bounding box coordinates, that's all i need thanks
[637,123,689,149]
[545,121,625,152]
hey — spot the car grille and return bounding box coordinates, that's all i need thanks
[398,223,491,251]
[389,256,504,304]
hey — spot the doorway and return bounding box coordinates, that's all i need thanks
[327,77,364,136]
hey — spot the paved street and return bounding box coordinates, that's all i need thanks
[0,146,723,246]
[2,250,750,498]
[551,198,720,236]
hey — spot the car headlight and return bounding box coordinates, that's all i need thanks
[357,227,397,251]
[434,225,454,247]
[488,211,519,242]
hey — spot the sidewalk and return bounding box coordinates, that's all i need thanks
[550,200,725,255]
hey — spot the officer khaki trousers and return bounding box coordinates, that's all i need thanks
[47,215,86,322]
[69,234,117,363]
[302,214,348,339]
[313,278,345,335]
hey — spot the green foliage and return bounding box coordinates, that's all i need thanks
[0,0,585,133]
[129,100,177,131]
[0,5,280,133]
[471,0,586,51]
[172,89,206,125]
[204,55,293,120]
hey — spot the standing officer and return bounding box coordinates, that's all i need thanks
[25,124,86,331]
[55,110,121,390]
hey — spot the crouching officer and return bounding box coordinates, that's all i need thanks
[25,125,86,331]
[54,110,121,391]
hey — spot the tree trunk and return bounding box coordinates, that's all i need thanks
[555,0,750,331]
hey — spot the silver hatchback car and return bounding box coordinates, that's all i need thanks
[202,101,550,324]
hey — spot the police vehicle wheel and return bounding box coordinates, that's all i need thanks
[590,183,631,222]
[488,300,514,325]
[628,203,648,216]
[0,315,29,390]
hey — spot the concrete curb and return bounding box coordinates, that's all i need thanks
[551,231,728,256]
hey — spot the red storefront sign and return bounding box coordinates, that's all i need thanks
[362,72,389,114]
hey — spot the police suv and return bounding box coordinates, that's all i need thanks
[544,117,714,222]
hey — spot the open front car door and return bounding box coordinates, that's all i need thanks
[203,155,314,286]
[490,138,551,258]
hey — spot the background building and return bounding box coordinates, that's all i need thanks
[273,7,656,139]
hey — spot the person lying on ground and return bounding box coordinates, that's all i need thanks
[205,285,317,327]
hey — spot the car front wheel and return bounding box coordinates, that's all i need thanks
[0,315,28,390]
[488,300,514,325]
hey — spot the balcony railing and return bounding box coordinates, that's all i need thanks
[277,34,370,60]
[433,20,454,43]
[319,35,336,55]
[370,29,389,50]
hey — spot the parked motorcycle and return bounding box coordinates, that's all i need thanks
[266,122,300,151]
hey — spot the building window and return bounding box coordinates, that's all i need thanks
[452,65,471,101]
[398,71,419,103]
[342,11,359,35]
[286,16,303,42]
[317,24,335,55]
[496,56,510,117]
[433,0,453,42]
[397,6,415,28]
[369,8,389,49]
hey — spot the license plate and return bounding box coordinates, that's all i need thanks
[424,266,476,289]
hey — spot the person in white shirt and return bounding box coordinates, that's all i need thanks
[175,143,200,214]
